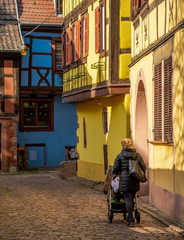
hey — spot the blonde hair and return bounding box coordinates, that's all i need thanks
[121,138,133,149]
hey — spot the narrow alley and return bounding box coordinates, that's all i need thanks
[0,172,182,240]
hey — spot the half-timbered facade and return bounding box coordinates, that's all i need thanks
[129,0,184,223]
[61,0,131,182]
[0,0,23,171]
[16,0,77,168]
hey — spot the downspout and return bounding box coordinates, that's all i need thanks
[14,0,25,46]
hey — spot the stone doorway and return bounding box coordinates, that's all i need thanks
[135,80,149,196]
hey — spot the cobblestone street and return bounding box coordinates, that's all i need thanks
[0,172,182,240]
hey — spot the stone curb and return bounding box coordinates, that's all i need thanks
[69,176,184,237]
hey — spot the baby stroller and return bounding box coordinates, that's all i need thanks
[107,176,141,223]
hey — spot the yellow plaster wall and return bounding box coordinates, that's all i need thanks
[173,29,184,196]
[77,95,130,182]
[154,146,173,192]
[158,2,165,39]
[121,0,130,17]
[177,0,184,22]
[119,54,131,79]
[149,9,157,44]
[120,22,131,49]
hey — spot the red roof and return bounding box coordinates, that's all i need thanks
[17,0,62,25]
[0,0,22,51]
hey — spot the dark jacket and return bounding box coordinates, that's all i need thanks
[112,148,146,192]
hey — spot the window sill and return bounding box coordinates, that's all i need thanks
[149,140,174,146]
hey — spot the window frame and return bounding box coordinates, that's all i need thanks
[131,0,148,19]
[20,98,54,132]
[55,0,62,15]
[52,38,62,73]
[154,56,173,143]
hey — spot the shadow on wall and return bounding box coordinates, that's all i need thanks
[63,57,106,93]
[174,30,184,172]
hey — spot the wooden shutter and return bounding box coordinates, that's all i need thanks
[154,63,162,141]
[84,13,89,57]
[103,144,108,174]
[83,117,87,148]
[62,34,64,68]
[66,30,69,66]
[164,56,173,142]
[3,60,15,113]
[66,28,72,66]
[68,27,72,65]
[75,21,81,61]
[95,7,100,53]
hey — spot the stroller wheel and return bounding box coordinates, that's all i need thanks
[135,210,140,223]
[108,209,113,223]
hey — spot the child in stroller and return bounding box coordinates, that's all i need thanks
[107,176,140,224]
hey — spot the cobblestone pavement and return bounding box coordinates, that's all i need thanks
[0,172,183,240]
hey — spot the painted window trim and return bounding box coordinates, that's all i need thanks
[52,38,62,73]
[20,98,54,132]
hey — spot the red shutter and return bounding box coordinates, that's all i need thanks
[66,29,69,66]
[154,63,162,141]
[164,56,173,142]
[95,7,100,53]
[84,13,89,57]
[61,34,64,68]
[75,21,81,61]
[4,60,14,113]
[68,27,72,65]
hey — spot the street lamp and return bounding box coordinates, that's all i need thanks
[20,44,28,56]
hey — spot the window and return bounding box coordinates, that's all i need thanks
[72,20,80,62]
[20,99,53,131]
[0,60,16,114]
[56,0,62,15]
[154,56,173,142]
[81,13,89,58]
[99,0,106,57]
[52,38,62,72]
[131,0,148,18]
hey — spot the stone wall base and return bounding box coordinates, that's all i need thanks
[59,161,77,179]
[150,182,184,224]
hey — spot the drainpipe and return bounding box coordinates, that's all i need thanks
[14,0,25,46]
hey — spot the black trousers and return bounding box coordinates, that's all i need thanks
[122,191,136,222]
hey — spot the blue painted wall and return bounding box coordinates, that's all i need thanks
[18,31,77,167]
[18,96,77,167]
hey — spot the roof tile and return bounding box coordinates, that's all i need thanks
[0,0,22,51]
[17,0,62,25]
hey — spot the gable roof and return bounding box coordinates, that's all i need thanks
[0,0,22,52]
[17,0,62,25]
